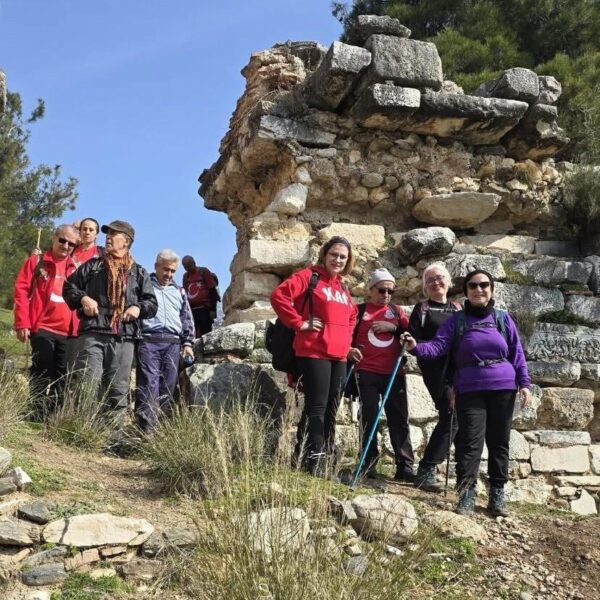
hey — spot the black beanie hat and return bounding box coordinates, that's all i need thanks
[463,269,495,295]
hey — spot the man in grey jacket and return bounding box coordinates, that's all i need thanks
[63,220,157,441]
[135,249,195,432]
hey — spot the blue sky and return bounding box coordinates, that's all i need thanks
[0,0,341,289]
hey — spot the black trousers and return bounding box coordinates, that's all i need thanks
[455,390,516,490]
[30,329,68,400]
[357,370,413,470]
[420,384,458,468]
[295,357,346,462]
[191,307,213,337]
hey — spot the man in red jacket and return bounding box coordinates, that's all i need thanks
[14,224,79,401]
[181,255,220,336]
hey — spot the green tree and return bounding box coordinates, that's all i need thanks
[333,0,600,160]
[0,90,78,306]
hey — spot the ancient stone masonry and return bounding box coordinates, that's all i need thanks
[195,15,600,514]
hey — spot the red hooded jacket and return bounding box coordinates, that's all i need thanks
[14,251,79,336]
[270,265,357,361]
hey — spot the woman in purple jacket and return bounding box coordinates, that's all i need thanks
[404,269,531,517]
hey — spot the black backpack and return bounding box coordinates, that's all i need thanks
[265,271,319,375]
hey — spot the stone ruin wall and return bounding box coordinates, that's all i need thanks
[196,15,600,514]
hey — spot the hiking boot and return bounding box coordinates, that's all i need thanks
[415,464,442,493]
[305,452,328,478]
[487,487,509,517]
[455,487,477,515]
[394,465,416,483]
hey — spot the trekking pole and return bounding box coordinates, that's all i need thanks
[444,402,456,497]
[36,227,42,251]
[350,340,407,490]
[342,362,356,393]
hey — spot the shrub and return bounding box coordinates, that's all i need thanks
[562,167,600,240]
[0,368,30,441]
[511,310,538,343]
[538,310,593,327]
[501,262,530,285]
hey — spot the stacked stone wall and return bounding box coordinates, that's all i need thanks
[195,15,600,514]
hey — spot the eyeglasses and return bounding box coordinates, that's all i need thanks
[57,237,77,248]
[327,252,348,261]
[426,275,445,286]
[467,281,491,290]
[376,288,395,295]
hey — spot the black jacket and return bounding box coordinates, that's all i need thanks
[63,257,158,339]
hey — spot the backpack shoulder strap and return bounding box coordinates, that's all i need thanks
[299,271,319,327]
[452,310,467,350]
[420,300,429,328]
[351,302,367,347]
[388,303,399,319]
[494,308,509,341]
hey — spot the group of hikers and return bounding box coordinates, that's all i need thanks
[270,236,532,517]
[13,220,532,517]
[13,218,219,443]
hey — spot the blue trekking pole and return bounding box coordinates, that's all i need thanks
[350,340,408,489]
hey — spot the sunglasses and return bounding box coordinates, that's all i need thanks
[426,275,445,286]
[58,237,77,248]
[376,288,395,295]
[467,281,491,290]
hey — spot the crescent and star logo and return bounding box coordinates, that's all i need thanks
[187,282,202,299]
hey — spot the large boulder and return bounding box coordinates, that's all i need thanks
[395,227,456,263]
[351,493,418,544]
[267,183,308,216]
[357,35,443,93]
[351,83,421,129]
[538,75,562,105]
[445,254,505,282]
[536,387,594,430]
[422,511,487,543]
[412,192,500,228]
[507,258,592,286]
[43,514,154,547]
[347,14,411,46]
[403,93,528,144]
[246,507,310,560]
[304,42,372,111]
[474,67,540,103]
[526,323,600,363]
[231,239,311,276]
[202,323,256,357]
[493,282,564,316]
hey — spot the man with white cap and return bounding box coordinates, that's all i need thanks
[348,268,414,481]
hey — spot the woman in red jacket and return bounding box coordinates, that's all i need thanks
[271,236,357,476]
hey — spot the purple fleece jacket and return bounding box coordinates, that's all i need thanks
[414,311,531,395]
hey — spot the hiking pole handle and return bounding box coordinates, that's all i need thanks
[350,340,407,489]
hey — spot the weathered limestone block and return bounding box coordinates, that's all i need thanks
[257,114,336,148]
[503,103,569,160]
[589,445,600,474]
[509,429,530,460]
[534,240,579,257]
[526,323,600,363]
[318,223,385,248]
[247,508,310,559]
[351,84,420,129]
[248,213,312,241]
[412,192,500,228]
[202,323,256,357]
[304,42,372,111]
[536,387,594,430]
[530,446,589,473]
[538,75,562,105]
[494,282,564,316]
[565,295,600,325]
[524,430,591,447]
[43,514,154,547]
[395,227,456,263]
[228,272,281,311]
[512,384,542,430]
[267,183,308,216]
[458,235,536,254]
[359,35,443,92]
[406,375,437,423]
[273,40,327,70]
[571,489,597,515]
[422,511,487,543]
[225,301,276,325]
[504,476,552,504]
[580,363,600,382]
[187,362,291,412]
[404,94,528,144]
[474,67,540,103]
[554,475,600,488]
[445,254,505,281]
[527,361,581,385]
[585,255,600,294]
[232,239,311,276]
[507,258,592,286]
[347,14,411,46]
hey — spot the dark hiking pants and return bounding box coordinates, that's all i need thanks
[357,370,413,471]
[455,389,516,490]
[420,384,459,469]
[135,337,181,432]
[30,329,68,416]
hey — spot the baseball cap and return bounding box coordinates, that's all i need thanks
[101,220,135,242]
